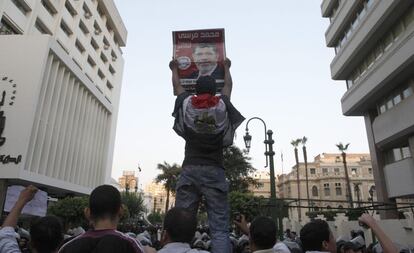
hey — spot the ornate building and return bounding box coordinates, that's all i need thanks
[277,153,375,221]
[144,181,175,214]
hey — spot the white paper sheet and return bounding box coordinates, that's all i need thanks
[3,185,48,217]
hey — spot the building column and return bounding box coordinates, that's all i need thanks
[364,112,399,219]
[0,179,8,214]
[409,136,414,159]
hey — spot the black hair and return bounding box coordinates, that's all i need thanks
[163,207,197,243]
[89,185,121,220]
[195,75,217,95]
[192,43,217,54]
[300,219,331,252]
[249,216,277,250]
[30,216,64,253]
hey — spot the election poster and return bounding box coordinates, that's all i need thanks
[172,28,226,93]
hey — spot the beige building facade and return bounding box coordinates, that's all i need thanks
[278,153,375,220]
[248,170,279,198]
[321,0,414,217]
[118,171,138,192]
[0,0,127,206]
[144,181,175,214]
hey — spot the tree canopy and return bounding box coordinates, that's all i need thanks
[223,145,258,193]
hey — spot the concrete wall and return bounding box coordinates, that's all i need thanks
[384,158,414,198]
[0,35,115,195]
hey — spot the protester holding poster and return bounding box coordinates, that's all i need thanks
[170,47,245,253]
[173,29,226,93]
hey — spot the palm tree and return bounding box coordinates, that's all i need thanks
[291,138,302,222]
[336,142,353,207]
[301,136,310,214]
[155,162,182,213]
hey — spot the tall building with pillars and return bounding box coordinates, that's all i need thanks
[0,0,127,207]
[321,0,414,217]
[277,153,375,221]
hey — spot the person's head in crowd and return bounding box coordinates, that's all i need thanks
[84,185,123,227]
[30,216,64,253]
[343,241,361,253]
[300,219,336,253]
[249,216,277,252]
[192,43,219,75]
[336,239,347,253]
[160,207,197,246]
[195,75,217,95]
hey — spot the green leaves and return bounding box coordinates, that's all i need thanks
[47,196,88,228]
[121,191,146,219]
[223,145,258,193]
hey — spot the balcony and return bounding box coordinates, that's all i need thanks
[321,0,336,17]
[372,95,414,146]
[384,158,414,198]
[325,0,360,47]
[330,0,409,80]
[341,24,414,116]
[4,0,29,33]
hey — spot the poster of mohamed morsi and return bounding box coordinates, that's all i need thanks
[172,28,226,93]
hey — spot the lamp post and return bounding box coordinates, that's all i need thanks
[243,117,278,222]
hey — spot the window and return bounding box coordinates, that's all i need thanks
[109,65,116,75]
[322,168,328,175]
[79,20,89,34]
[312,186,318,197]
[41,0,57,16]
[12,0,31,15]
[60,20,73,37]
[34,18,51,35]
[0,17,21,34]
[103,37,110,49]
[385,145,412,164]
[83,3,92,19]
[335,183,342,196]
[97,69,105,80]
[91,38,99,50]
[75,39,85,53]
[111,50,117,61]
[310,168,316,175]
[65,0,77,16]
[87,56,96,68]
[101,52,108,63]
[324,184,330,196]
[377,80,414,115]
[368,168,373,174]
[334,168,340,174]
[94,21,101,35]
[403,86,413,99]
[351,168,358,176]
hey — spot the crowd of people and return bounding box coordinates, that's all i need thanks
[1,184,412,253]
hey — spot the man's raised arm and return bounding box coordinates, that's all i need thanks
[169,60,185,96]
[221,58,233,99]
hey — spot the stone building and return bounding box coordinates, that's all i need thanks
[277,153,375,221]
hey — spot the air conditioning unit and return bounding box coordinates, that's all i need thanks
[84,12,92,19]
[95,30,101,35]
[112,56,117,61]
[104,44,109,50]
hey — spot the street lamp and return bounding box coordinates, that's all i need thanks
[243,117,278,221]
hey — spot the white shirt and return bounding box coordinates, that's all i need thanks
[158,242,210,253]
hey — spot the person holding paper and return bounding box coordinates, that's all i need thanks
[170,58,244,253]
[0,185,64,253]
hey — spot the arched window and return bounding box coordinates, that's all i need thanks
[312,186,318,197]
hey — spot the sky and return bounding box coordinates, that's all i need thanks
[111,0,369,189]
